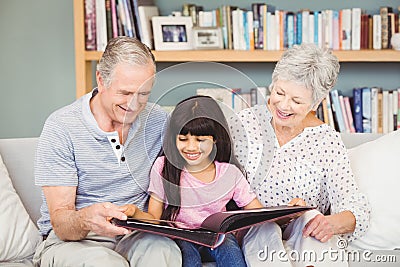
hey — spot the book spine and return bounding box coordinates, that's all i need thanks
[373,14,382,49]
[393,90,398,131]
[382,90,389,134]
[330,90,346,132]
[352,88,363,133]
[361,87,372,133]
[343,96,356,133]
[252,4,260,49]
[341,9,352,50]
[110,0,119,37]
[339,95,351,133]
[370,87,380,133]
[380,7,391,49]
[105,0,113,41]
[388,92,394,132]
[351,8,361,50]
[250,88,257,107]
[84,0,97,50]
[398,88,400,130]
[96,0,108,51]
[325,94,335,129]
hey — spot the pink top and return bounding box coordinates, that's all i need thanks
[148,156,256,229]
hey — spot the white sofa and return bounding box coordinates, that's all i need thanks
[0,133,399,266]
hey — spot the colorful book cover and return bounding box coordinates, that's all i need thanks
[352,88,363,133]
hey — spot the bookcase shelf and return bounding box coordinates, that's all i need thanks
[86,49,400,62]
[73,0,400,98]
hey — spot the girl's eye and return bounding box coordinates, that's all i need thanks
[276,91,284,96]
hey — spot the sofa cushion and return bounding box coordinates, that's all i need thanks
[0,154,41,262]
[348,130,400,250]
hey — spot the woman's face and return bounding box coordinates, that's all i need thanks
[269,80,314,129]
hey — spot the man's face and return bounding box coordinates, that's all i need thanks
[97,62,155,127]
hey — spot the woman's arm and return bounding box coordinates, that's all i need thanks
[303,211,356,242]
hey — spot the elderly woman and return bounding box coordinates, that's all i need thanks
[229,43,370,267]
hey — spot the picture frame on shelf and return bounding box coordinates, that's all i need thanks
[152,16,193,51]
[192,27,224,50]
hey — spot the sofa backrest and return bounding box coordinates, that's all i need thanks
[0,133,384,225]
[0,138,42,224]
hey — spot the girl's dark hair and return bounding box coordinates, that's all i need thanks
[160,95,244,221]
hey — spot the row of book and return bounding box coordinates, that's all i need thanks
[183,4,400,51]
[85,0,158,51]
[194,87,400,134]
[319,88,400,134]
[85,1,400,51]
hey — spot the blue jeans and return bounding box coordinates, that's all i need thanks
[175,233,246,267]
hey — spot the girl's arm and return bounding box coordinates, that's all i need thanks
[120,194,164,222]
[243,198,263,210]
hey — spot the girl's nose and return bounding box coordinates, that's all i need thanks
[186,138,198,150]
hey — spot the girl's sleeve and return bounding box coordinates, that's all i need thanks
[231,167,257,208]
[327,138,371,242]
[148,157,166,201]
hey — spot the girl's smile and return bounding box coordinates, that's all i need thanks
[176,133,215,172]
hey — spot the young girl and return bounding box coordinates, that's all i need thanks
[126,95,262,267]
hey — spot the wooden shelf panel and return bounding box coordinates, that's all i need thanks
[85,49,400,63]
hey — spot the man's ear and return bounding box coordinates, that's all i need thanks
[96,71,104,92]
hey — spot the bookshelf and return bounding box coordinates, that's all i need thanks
[73,0,400,98]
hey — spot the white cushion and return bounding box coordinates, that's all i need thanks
[0,154,41,262]
[348,130,400,250]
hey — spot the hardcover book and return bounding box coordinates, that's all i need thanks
[112,205,312,248]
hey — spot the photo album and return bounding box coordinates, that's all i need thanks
[112,205,313,248]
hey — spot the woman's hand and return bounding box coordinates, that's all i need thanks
[288,198,307,206]
[302,214,334,242]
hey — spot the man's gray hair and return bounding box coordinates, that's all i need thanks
[270,43,340,106]
[97,36,156,88]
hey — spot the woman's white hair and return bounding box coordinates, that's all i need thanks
[270,43,340,107]
[96,36,155,88]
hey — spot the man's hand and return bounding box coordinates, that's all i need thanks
[302,214,334,242]
[79,202,130,237]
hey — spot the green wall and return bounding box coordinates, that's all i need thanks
[0,0,75,138]
[1,0,399,138]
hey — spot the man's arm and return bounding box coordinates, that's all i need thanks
[43,186,130,241]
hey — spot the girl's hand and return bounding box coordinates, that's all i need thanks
[303,214,334,242]
[288,198,307,206]
[119,204,138,217]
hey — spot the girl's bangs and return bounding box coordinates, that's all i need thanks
[179,118,215,137]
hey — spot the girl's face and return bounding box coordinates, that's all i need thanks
[176,133,215,171]
[269,79,314,129]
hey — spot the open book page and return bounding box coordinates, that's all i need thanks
[111,205,313,248]
[200,205,313,232]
